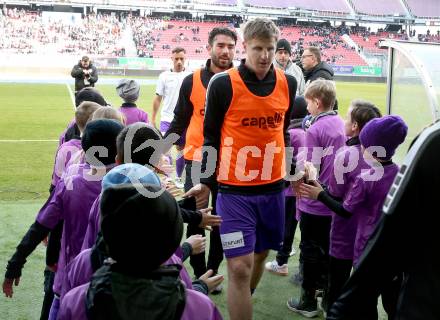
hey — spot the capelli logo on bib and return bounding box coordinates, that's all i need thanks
[221,231,245,250]
[241,112,284,129]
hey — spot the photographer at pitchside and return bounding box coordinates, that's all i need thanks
[71,56,98,94]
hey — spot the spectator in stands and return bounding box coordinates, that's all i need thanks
[70,56,98,94]
[274,39,305,95]
[301,46,334,85]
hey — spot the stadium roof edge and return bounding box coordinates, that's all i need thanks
[2,1,433,25]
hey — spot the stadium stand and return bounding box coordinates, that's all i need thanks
[280,26,367,66]
[131,18,242,59]
[350,0,407,16]
[1,1,440,68]
[245,0,351,13]
[194,0,238,5]
[349,31,408,53]
[405,0,440,18]
[0,8,124,55]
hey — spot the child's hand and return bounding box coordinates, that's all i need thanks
[298,180,323,200]
[164,179,183,198]
[156,155,173,176]
[304,161,318,182]
[291,178,304,198]
[2,277,20,298]
[198,269,224,293]
[198,208,222,230]
[185,235,206,255]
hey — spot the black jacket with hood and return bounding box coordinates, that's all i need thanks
[71,61,98,92]
[304,61,334,84]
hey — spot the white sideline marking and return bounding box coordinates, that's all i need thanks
[0,139,58,142]
[66,83,76,110]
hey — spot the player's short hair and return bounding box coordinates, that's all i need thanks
[81,56,90,62]
[172,47,186,54]
[243,18,279,42]
[208,28,238,46]
[304,79,336,110]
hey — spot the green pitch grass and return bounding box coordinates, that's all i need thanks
[0,81,388,319]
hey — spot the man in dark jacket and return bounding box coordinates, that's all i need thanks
[301,46,338,109]
[71,56,98,93]
[301,46,334,84]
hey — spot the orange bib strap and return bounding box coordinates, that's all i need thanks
[184,69,207,161]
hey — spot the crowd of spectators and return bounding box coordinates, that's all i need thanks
[417,29,440,43]
[0,7,125,56]
[2,7,440,60]
[129,17,168,58]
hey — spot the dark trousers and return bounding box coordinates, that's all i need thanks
[41,269,55,320]
[327,256,353,311]
[276,196,298,265]
[300,211,332,293]
[381,274,402,320]
[184,160,224,278]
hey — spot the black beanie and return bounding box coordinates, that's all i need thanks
[75,87,107,107]
[276,39,292,56]
[82,119,124,166]
[116,123,163,167]
[100,184,183,275]
[291,96,308,120]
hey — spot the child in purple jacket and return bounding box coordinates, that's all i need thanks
[265,96,307,276]
[59,87,108,146]
[51,101,101,190]
[287,79,346,318]
[116,79,149,125]
[324,100,381,311]
[299,115,408,317]
[58,184,223,320]
[2,120,124,319]
[298,100,380,312]
[81,123,220,250]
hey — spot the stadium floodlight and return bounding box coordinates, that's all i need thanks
[380,40,440,162]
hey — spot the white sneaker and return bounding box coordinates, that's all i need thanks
[290,247,296,256]
[174,177,184,189]
[265,260,288,276]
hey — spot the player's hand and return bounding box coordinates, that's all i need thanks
[185,235,206,255]
[2,277,20,298]
[298,180,323,200]
[184,184,210,209]
[198,208,221,230]
[198,269,224,293]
